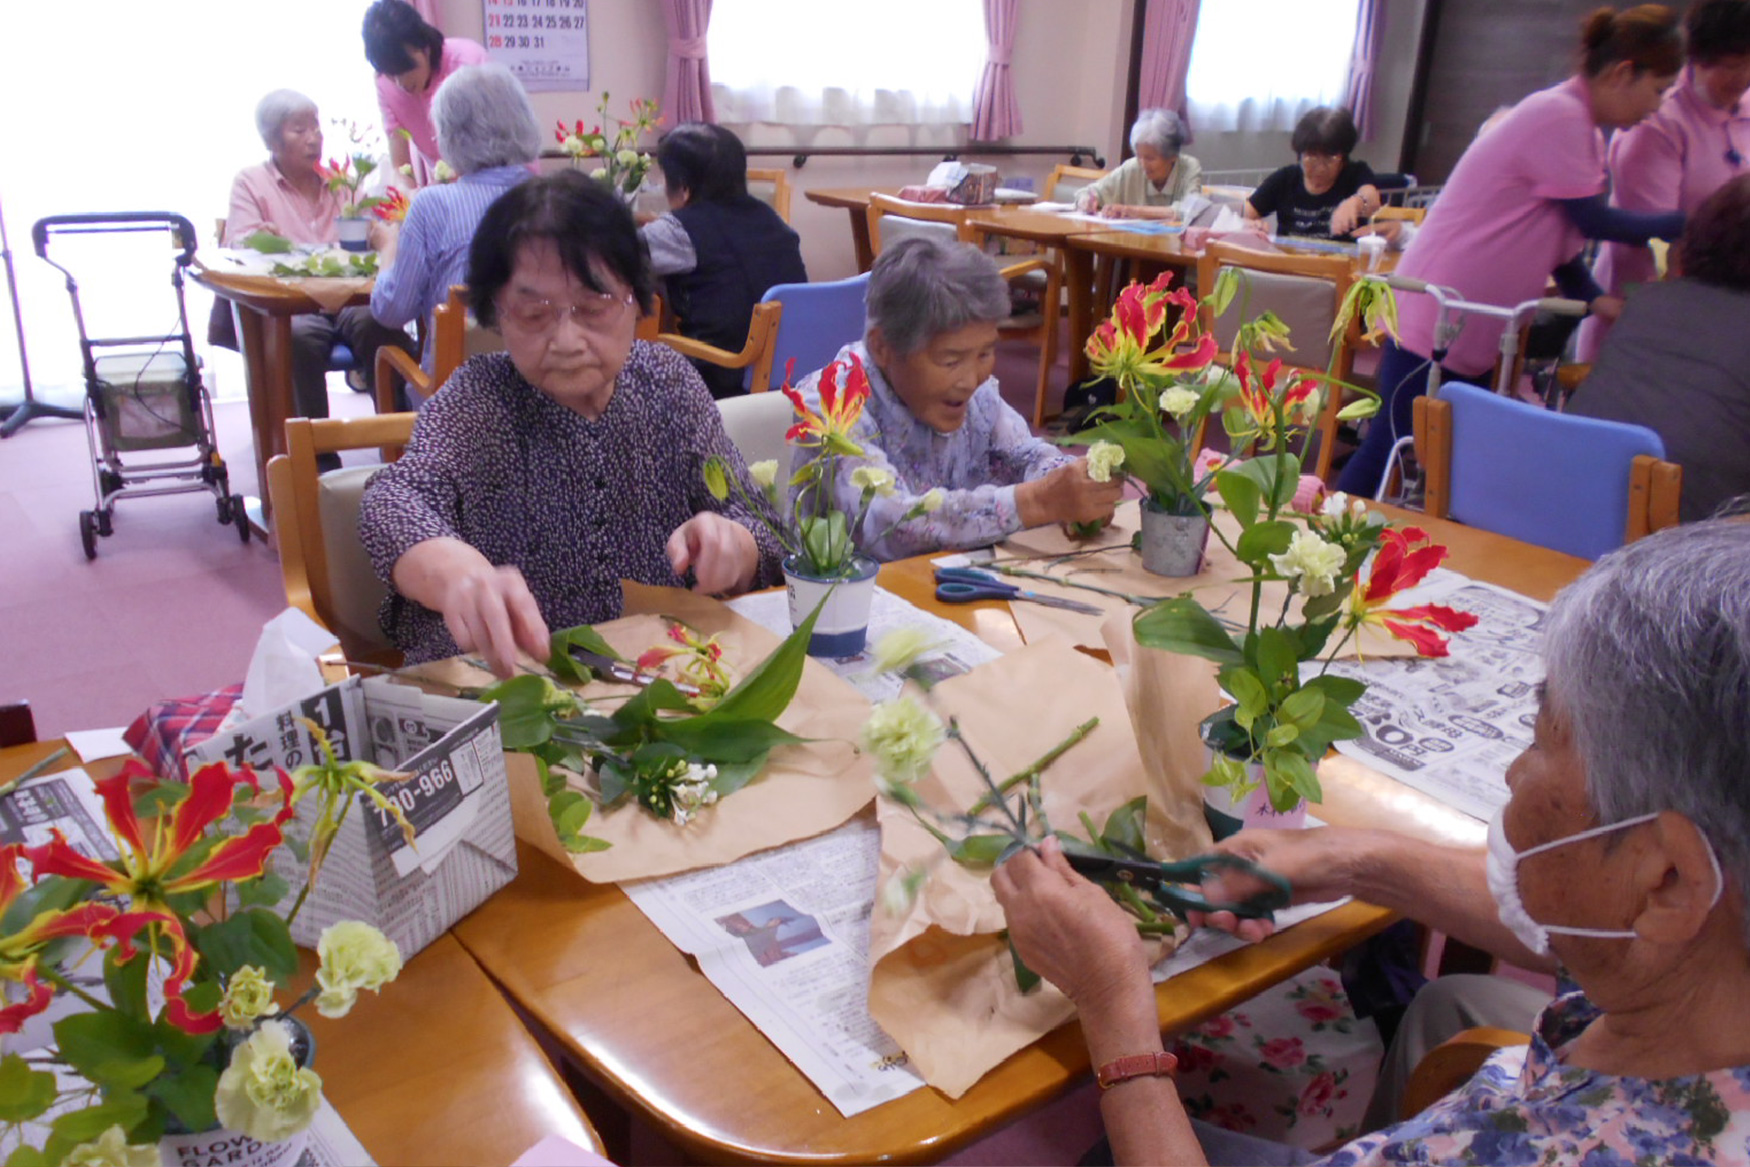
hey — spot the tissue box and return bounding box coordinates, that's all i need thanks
[125,684,246,782]
[948,164,1000,205]
[185,675,517,959]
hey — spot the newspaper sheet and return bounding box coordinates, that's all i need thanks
[621,816,927,1117]
[0,765,116,861]
[1311,570,1549,822]
[726,586,1003,702]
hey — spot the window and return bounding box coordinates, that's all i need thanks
[1184,0,1359,134]
[0,0,388,399]
[708,0,985,125]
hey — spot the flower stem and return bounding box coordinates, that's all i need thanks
[967,718,1100,815]
[947,719,1035,848]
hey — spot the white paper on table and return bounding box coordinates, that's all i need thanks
[621,816,926,1117]
[511,1135,617,1167]
[726,585,1003,703]
[63,727,133,762]
[1309,570,1548,822]
[1152,898,1349,984]
[241,607,343,719]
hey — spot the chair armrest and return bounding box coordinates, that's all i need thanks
[999,258,1052,282]
[265,452,327,632]
[652,301,783,372]
[374,348,426,462]
[1402,1026,1529,1120]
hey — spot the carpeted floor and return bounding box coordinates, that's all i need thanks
[0,332,1072,740]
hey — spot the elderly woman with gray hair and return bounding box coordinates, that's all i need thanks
[1075,108,1203,221]
[789,236,1122,561]
[371,62,540,387]
[996,518,1750,1164]
[223,90,414,441]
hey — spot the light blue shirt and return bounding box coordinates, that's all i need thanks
[370,164,531,369]
[789,341,1070,561]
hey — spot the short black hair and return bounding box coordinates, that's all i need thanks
[1290,107,1359,158]
[656,123,749,204]
[362,0,444,76]
[1688,0,1750,63]
[1684,172,1750,291]
[467,171,656,327]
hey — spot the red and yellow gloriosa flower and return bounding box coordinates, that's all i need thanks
[1226,351,1322,448]
[1345,526,1480,657]
[781,354,868,457]
[1085,273,1218,386]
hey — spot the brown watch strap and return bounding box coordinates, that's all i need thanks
[1095,1050,1178,1090]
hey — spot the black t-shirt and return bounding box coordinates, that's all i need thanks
[1248,160,1376,239]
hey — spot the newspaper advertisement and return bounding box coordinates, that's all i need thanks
[621,817,928,1117]
[727,586,1003,703]
[0,766,116,861]
[1312,571,1548,822]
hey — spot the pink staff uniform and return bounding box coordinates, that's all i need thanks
[1577,67,1750,359]
[375,36,489,182]
[1393,76,1607,378]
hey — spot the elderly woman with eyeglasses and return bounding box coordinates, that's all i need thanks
[359,172,783,677]
[995,519,1750,1165]
[1075,109,1203,221]
[1244,106,1383,239]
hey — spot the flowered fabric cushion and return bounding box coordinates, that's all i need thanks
[1173,967,1382,1150]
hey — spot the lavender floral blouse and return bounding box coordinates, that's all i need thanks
[359,345,783,663]
[788,341,1070,561]
[1319,991,1750,1165]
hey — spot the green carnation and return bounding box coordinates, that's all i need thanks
[314,921,403,1019]
[214,1020,323,1143]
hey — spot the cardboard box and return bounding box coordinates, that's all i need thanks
[186,676,517,959]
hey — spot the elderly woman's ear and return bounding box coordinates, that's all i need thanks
[1635,813,1734,946]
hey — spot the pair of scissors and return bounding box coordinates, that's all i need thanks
[934,567,1103,615]
[1064,850,1292,922]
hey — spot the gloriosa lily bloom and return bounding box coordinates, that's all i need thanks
[1345,526,1480,656]
[1226,352,1322,448]
[372,187,409,224]
[781,354,868,457]
[636,621,735,701]
[1085,274,1218,386]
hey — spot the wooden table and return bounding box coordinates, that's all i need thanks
[801,188,1108,274]
[451,513,1587,1164]
[192,268,372,529]
[0,741,604,1167]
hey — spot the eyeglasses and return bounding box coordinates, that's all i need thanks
[498,291,633,334]
[1299,151,1343,166]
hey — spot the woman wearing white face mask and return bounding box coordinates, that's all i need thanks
[991,518,1750,1166]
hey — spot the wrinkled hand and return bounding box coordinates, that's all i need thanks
[1329,196,1364,238]
[1076,190,1101,215]
[1184,826,1367,942]
[1019,458,1124,528]
[991,838,1152,1009]
[440,562,550,680]
[668,512,759,595]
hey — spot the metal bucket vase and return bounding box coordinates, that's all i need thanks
[1202,751,1308,840]
[334,216,372,252]
[1139,504,1209,577]
[783,554,878,658]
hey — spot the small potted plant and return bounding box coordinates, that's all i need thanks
[315,154,388,252]
[702,355,943,657]
[0,759,403,1165]
[556,93,662,201]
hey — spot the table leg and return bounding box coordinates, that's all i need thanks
[233,305,293,530]
[848,210,874,273]
[1064,249,1095,386]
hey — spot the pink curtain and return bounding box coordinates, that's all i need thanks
[970,0,1022,140]
[1344,0,1386,140]
[663,0,716,124]
[409,0,442,30]
[1138,0,1201,139]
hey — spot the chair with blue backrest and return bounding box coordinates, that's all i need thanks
[1413,382,1682,561]
[748,273,872,393]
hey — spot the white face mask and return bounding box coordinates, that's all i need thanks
[1485,808,1723,956]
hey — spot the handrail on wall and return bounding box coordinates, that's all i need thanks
[538,145,1107,169]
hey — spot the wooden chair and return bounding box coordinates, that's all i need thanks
[266,414,417,665]
[1372,205,1427,225]
[1414,383,1682,560]
[375,284,506,459]
[649,300,785,394]
[866,193,977,251]
[1195,241,1357,481]
[1402,1026,1530,1119]
[1043,163,1108,204]
[746,167,794,222]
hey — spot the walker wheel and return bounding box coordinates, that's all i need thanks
[79,511,98,560]
[231,495,251,543]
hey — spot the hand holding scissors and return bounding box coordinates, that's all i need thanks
[1064,849,1292,922]
[933,566,1103,615]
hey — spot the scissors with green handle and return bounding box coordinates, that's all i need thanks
[934,566,1104,615]
[1064,850,1293,921]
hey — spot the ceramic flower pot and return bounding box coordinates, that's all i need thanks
[1201,750,1308,841]
[334,216,371,252]
[783,554,878,658]
[1139,503,1209,577]
[159,1018,316,1167]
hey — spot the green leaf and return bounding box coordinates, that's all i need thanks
[692,598,823,725]
[563,834,612,853]
[597,757,631,806]
[195,908,297,983]
[240,229,292,254]
[1230,454,1302,512]
[1133,596,1244,665]
[479,674,564,748]
[1219,668,1269,730]
[5,1145,52,1167]
[708,752,771,797]
[1100,796,1149,856]
[132,779,192,819]
[103,938,151,1020]
[1210,265,1241,319]
[547,623,621,683]
[89,1054,166,1091]
[1008,932,1042,994]
[1214,468,1261,526]
[1302,674,1366,705]
[235,870,290,910]
[55,1010,152,1077]
[1263,749,1321,810]
[1253,627,1300,688]
[651,718,804,764]
[549,790,593,837]
[1278,686,1326,730]
[947,834,1014,867]
[1236,520,1296,564]
[49,1094,148,1145]
[0,1054,57,1122]
[145,1063,218,1134]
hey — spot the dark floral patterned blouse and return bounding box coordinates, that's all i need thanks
[359,344,783,663]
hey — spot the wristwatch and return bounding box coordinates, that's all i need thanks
[1095,1050,1179,1090]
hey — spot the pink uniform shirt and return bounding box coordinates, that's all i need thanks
[223,161,343,247]
[1577,69,1749,358]
[374,37,490,177]
[1394,76,1606,377]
